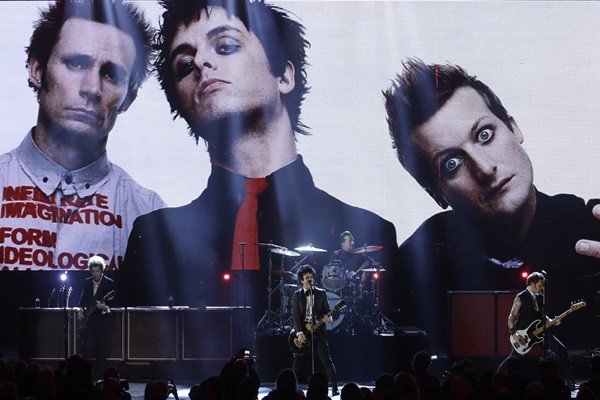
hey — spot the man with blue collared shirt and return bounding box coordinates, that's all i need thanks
[0,0,165,272]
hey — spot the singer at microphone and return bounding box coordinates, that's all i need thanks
[291,265,339,395]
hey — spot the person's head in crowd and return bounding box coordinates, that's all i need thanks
[505,357,523,376]
[238,377,259,400]
[103,377,122,400]
[384,59,535,224]
[144,380,169,400]
[524,382,547,400]
[450,375,471,400]
[393,373,420,400]
[102,365,120,382]
[25,0,152,159]
[275,368,298,391]
[359,387,373,400]
[65,354,93,388]
[340,383,362,400]
[153,0,310,147]
[198,376,225,400]
[491,372,509,395]
[189,384,201,400]
[340,231,355,252]
[39,367,54,383]
[307,372,329,400]
[411,351,432,375]
[374,373,394,394]
[538,357,560,378]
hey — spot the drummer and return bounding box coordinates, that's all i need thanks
[329,231,366,274]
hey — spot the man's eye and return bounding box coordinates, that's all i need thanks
[66,57,88,70]
[216,44,240,55]
[176,60,195,80]
[478,128,493,143]
[442,157,462,175]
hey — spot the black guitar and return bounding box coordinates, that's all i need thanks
[77,290,115,336]
[288,299,346,355]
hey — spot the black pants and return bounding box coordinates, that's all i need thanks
[498,335,572,381]
[292,332,338,390]
[80,316,110,379]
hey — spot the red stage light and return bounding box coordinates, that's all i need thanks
[373,272,379,280]
[521,271,529,279]
[223,273,231,281]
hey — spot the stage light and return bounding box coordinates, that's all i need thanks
[223,273,231,281]
[521,271,529,279]
[60,271,68,282]
[373,272,379,280]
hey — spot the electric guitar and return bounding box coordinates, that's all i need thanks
[289,299,346,355]
[510,301,586,355]
[77,290,115,336]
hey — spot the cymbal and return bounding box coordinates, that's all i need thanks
[271,270,296,278]
[294,244,327,253]
[351,245,383,254]
[270,248,300,257]
[361,268,386,272]
[255,242,285,249]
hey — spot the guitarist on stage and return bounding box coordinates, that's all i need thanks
[78,256,116,378]
[498,272,573,385]
[292,266,339,396]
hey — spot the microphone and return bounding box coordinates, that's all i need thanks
[239,242,248,245]
[541,270,548,276]
[48,288,56,308]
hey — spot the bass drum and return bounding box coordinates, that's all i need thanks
[325,291,347,331]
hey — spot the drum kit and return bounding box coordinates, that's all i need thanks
[256,242,393,336]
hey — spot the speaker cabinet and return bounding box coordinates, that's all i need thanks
[127,308,178,360]
[18,308,73,360]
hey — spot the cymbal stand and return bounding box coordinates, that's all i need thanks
[257,250,280,332]
[364,264,396,335]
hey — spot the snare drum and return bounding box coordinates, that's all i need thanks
[321,263,347,291]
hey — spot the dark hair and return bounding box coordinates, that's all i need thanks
[26,0,153,103]
[297,265,315,283]
[526,272,545,286]
[154,0,310,142]
[340,231,353,244]
[383,59,513,207]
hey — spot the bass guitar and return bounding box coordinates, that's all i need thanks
[289,299,346,356]
[510,301,586,355]
[77,290,115,336]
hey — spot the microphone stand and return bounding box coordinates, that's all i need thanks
[240,243,247,310]
[541,271,548,357]
[309,281,315,376]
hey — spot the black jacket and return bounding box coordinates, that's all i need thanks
[291,287,330,335]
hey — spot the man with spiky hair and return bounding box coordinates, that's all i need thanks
[383,60,599,352]
[0,0,165,272]
[120,0,397,354]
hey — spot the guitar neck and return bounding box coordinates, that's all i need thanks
[532,308,574,336]
[311,307,336,332]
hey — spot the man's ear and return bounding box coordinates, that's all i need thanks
[118,87,138,113]
[509,116,524,144]
[278,61,295,95]
[27,56,44,90]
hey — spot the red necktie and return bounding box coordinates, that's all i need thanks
[231,178,269,270]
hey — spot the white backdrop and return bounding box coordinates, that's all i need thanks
[1,1,599,244]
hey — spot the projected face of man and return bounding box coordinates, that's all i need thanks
[301,272,314,290]
[529,280,544,294]
[28,18,136,142]
[169,7,294,135]
[412,87,535,222]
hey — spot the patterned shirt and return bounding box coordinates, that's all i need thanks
[0,130,166,270]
